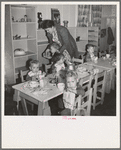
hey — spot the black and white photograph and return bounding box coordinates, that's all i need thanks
[2,1,120,149]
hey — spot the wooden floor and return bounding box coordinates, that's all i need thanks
[5,86,116,116]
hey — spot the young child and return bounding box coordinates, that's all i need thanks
[51,52,65,74]
[84,44,98,62]
[60,71,85,116]
[43,42,72,63]
[26,60,45,81]
[50,52,67,83]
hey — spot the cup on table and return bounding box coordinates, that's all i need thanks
[57,83,65,92]
[106,54,110,59]
[94,57,98,63]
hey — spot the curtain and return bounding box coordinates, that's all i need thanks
[77,5,91,27]
[77,5,102,28]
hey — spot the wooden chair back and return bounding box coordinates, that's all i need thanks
[92,70,107,110]
[71,88,92,116]
[20,70,29,83]
[72,57,84,64]
[44,64,52,73]
[79,74,93,91]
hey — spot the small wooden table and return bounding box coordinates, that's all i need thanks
[85,58,116,93]
[12,61,114,115]
[12,83,62,115]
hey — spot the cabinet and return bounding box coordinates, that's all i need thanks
[5,5,37,84]
[68,27,98,53]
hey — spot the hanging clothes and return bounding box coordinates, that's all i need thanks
[107,27,114,45]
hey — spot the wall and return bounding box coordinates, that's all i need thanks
[36,4,77,27]
[36,4,78,66]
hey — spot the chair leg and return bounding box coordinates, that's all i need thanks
[92,94,97,110]
[101,94,104,105]
[16,101,19,111]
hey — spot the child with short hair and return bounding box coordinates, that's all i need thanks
[43,42,72,63]
[60,71,85,116]
[26,60,45,81]
[50,42,72,64]
[50,52,67,84]
[84,44,98,62]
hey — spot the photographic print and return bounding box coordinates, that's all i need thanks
[2,1,120,149]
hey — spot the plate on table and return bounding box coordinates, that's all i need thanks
[22,81,40,92]
[76,65,87,73]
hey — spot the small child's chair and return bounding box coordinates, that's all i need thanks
[71,88,92,116]
[79,74,93,92]
[92,70,106,110]
[44,63,52,73]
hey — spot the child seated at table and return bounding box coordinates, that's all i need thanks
[84,44,98,62]
[26,59,46,81]
[50,52,67,83]
[60,71,85,116]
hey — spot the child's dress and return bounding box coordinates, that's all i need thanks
[61,84,85,115]
[63,91,76,110]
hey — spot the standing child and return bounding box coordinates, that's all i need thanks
[42,42,72,64]
[60,71,85,116]
[50,42,72,64]
[26,60,45,81]
[84,44,98,62]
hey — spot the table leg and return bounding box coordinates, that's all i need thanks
[37,101,51,116]
[37,101,43,115]
[111,69,115,90]
[13,90,21,111]
[105,70,111,94]
[21,98,29,115]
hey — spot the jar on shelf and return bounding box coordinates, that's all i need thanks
[63,20,69,28]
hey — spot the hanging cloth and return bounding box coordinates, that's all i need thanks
[107,27,114,45]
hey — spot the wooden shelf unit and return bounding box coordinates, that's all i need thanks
[5,4,99,84]
[68,27,99,53]
[5,5,38,84]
